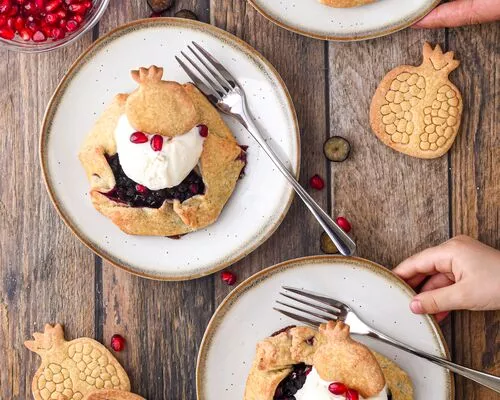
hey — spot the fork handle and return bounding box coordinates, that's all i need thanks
[235,109,356,256]
[367,330,500,393]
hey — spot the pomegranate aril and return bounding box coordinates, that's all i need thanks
[130,131,148,144]
[346,389,359,400]
[221,271,237,285]
[198,124,208,137]
[55,8,65,17]
[309,174,325,190]
[51,26,63,38]
[44,0,60,12]
[328,382,347,395]
[335,216,351,233]
[71,13,82,23]
[0,26,14,38]
[68,3,85,13]
[18,27,32,39]
[5,16,14,28]
[23,1,36,12]
[6,4,17,16]
[32,29,46,41]
[64,18,77,31]
[14,15,24,30]
[135,184,148,194]
[26,20,39,30]
[0,15,6,26]
[0,0,12,14]
[110,334,125,352]
[58,17,66,28]
[189,183,199,194]
[45,12,58,23]
[151,134,163,151]
[34,0,44,9]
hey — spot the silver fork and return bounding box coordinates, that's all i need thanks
[175,42,356,256]
[275,286,500,394]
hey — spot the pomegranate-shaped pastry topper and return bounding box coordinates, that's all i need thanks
[370,42,462,159]
[25,324,130,400]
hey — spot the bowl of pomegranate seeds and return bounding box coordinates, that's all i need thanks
[0,0,109,52]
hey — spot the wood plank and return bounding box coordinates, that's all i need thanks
[0,37,96,398]
[211,2,328,302]
[327,26,455,384]
[98,2,213,399]
[447,22,500,400]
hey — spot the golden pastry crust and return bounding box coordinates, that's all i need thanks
[79,66,245,236]
[83,389,145,400]
[244,321,413,400]
[319,0,375,7]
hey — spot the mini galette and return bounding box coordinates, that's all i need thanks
[245,321,413,400]
[79,66,246,236]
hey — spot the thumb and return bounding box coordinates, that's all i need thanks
[410,284,464,315]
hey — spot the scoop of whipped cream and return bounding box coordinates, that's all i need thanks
[114,115,205,190]
[295,368,388,400]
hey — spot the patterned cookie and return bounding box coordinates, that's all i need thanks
[370,42,462,159]
[25,324,131,400]
[83,389,145,400]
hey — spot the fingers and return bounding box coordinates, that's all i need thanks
[420,273,455,292]
[413,0,500,29]
[410,283,465,315]
[435,311,450,323]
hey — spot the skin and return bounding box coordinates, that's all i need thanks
[414,0,500,28]
[393,235,500,322]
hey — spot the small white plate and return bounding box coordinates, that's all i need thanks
[40,19,300,281]
[248,0,440,41]
[197,256,453,399]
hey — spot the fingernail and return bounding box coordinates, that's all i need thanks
[410,299,424,314]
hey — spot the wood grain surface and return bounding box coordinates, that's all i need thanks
[0,0,498,399]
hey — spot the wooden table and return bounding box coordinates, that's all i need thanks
[0,1,498,398]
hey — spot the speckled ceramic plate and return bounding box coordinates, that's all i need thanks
[40,19,299,281]
[197,256,453,399]
[248,0,440,41]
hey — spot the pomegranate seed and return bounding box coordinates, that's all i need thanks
[44,0,60,12]
[0,15,6,26]
[81,0,90,8]
[68,3,84,13]
[198,124,208,137]
[309,174,325,190]
[45,12,58,23]
[51,26,63,38]
[151,134,163,151]
[0,26,14,38]
[135,184,148,194]
[328,382,347,395]
[0,0,12,14]
[14,16,24,30]
[221,271,236,286]
[110,334,125,352]
[130,131,148,144]
[189,183,199,194]
[23,1,36,12]
[71,13,82,23]
[346,389,359,400]
[5,15,13,28]
[55,8,64,17]
[19,27,32,39]
[32,29,46,41]
[26,20,38,30]
[14,0,25,4]
[305,367,312,376]
[335,216,351,233]
[6,4,17,16]
[64,18,77,31]
[58,17,65,28]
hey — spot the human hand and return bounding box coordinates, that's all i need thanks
[413,0,500,29]
[393,235,500,322]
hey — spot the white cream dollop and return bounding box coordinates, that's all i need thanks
[295,368,388,400]
[114,115,205,190]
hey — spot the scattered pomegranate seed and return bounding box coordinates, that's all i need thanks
[32,29,45,41]
[0,26,14,39]
[198,124,209,137]
[335,216,351,233]
[346,389,359,400]
[151,134,163,151]
[305,367,312,376]
[221,271,236,285]
[309,174,325,190]
[65,18,78,31]
[129,131,148,144]
[135,184,148,194]
[189,183,199,194]
[110,334,126,352]
[328,382,347,395]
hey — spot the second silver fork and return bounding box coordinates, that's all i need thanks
[276,286,500,394]
[176,42,356,256]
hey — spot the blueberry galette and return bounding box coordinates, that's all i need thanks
[79,66,246,236]
[245,321,413,400]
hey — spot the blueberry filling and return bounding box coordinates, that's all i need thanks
[274,363,311,400]
[103,154,205,208]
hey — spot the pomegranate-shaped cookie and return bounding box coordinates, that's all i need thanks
[25,324,130,400]
[370,42,462,159]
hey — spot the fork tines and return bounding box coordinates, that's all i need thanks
[175,41,237,102]
[274,286,348,328]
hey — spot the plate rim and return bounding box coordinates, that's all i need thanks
[39,18,301,281]
[247,0,441,42]
[196,255,454,399]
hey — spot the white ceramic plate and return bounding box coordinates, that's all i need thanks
[197,256,453,399]
[40,19,300,280]
[248,0,440,41]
